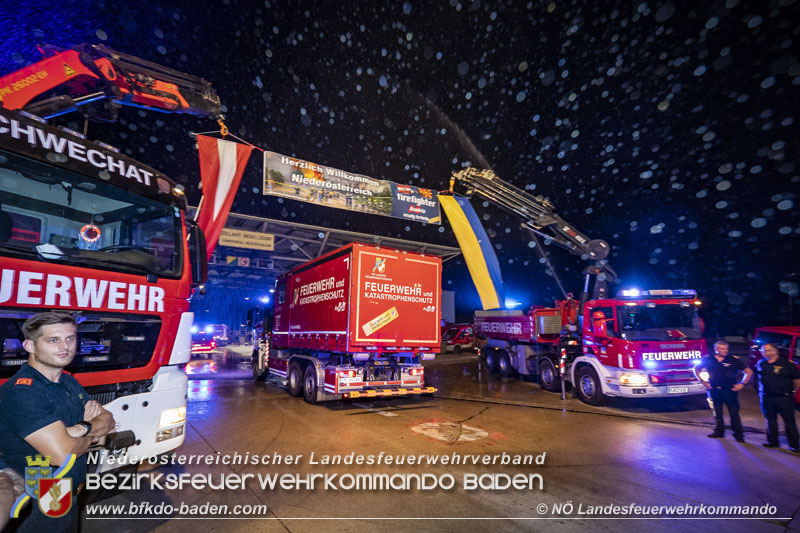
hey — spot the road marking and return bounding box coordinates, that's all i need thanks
[410,420,487,442]
[353,403,398,417]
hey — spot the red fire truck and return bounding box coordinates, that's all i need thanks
[252,243,440,403]
[442,323,477,353]
[448,169,708,405]
[475,290,707,405]
[0,44,218,472]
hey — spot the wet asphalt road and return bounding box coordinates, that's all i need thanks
[71,345,799,533]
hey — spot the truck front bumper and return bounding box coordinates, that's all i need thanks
[605,381,707,398]
[92,365,188,473]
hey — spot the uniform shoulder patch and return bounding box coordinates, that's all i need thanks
[15,378,33,386]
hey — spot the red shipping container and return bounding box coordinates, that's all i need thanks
[272,243,441,352]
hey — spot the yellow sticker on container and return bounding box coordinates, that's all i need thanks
[362,307,399,336]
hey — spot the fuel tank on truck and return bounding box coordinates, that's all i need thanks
[272,243,441,353]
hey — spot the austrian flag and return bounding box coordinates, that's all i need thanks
[195,135,253,258]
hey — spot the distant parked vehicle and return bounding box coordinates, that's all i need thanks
[442,324,476,353]
[191,332,217,354]
[206,324,230,346]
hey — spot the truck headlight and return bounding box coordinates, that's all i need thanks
[698,370,710,382]
[619,373,648,387]
[159,406,186,428]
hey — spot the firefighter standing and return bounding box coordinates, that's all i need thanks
[694,341,753,442]
[0,312,115,532]
[755,343,800,452]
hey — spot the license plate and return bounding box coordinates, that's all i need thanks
[668,386,689,394]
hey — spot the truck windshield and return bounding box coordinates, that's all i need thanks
[0,150,182,277]
[443,328,459,341]
[616,303,702,341]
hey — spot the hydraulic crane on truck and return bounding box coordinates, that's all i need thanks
[448,167,617,309]
[0,43,226,496]
[0,42,224,128]
[447,168,706,406]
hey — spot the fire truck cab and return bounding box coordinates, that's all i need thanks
[477,289,708,405]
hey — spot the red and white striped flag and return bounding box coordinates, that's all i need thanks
[195,135,253,258]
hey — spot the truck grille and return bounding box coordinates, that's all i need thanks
[89,391,117,405]
[86,379,153,405]
[0,311,161,379]
[650,370,697,385]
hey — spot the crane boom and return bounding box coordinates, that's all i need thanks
[0,43,223,123]
[449,167,617,304]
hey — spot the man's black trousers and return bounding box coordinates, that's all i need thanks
[710,387,743,438]
[761,394,799,448]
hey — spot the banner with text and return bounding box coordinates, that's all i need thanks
[263,151,441,224]
[219,228,275,251]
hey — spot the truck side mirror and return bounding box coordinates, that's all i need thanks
[593,319,608,338]
[591,311,613,339]
[246,309,253,327]
[187,221,208,287]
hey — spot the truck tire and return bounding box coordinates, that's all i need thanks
[498,350,515,378]
[287,362,303,397]
[453,344,462,354]
[303,364,319,404]
[576,367,609,406]
[484,349,499,373]
[252,351,267,381]
[538,358,561,392]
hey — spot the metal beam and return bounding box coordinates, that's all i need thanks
[317,231,330,258]
[188,208,462,290]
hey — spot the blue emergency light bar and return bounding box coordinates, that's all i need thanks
[617,289,697,299]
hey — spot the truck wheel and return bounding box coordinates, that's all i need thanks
[303,364,319,404]
[484,349,499,373]
[453,344,462,354]
[252,351,267,381]
[538,359,561,392]
[287,362,303,397]
[576,367,609,406]
[498,350,515,378]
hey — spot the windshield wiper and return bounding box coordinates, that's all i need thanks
[0,242,38,256]
[70,255,159,277]
[29,244,158,277]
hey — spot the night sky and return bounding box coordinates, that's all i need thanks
[1,0,798,336]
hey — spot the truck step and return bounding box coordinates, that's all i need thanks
[343,386,436,399]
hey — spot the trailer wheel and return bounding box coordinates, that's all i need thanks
[538,358,561,392]
[287,362,303,397]
[576,367,609,406]
[252,351,267,381]
[498,350,515,378]
[303,364,319,404]
[484,349,499,373]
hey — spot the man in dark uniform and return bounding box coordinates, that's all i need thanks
[756,343,800,452]
[0,312,115,532]
[694,340,753,442]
